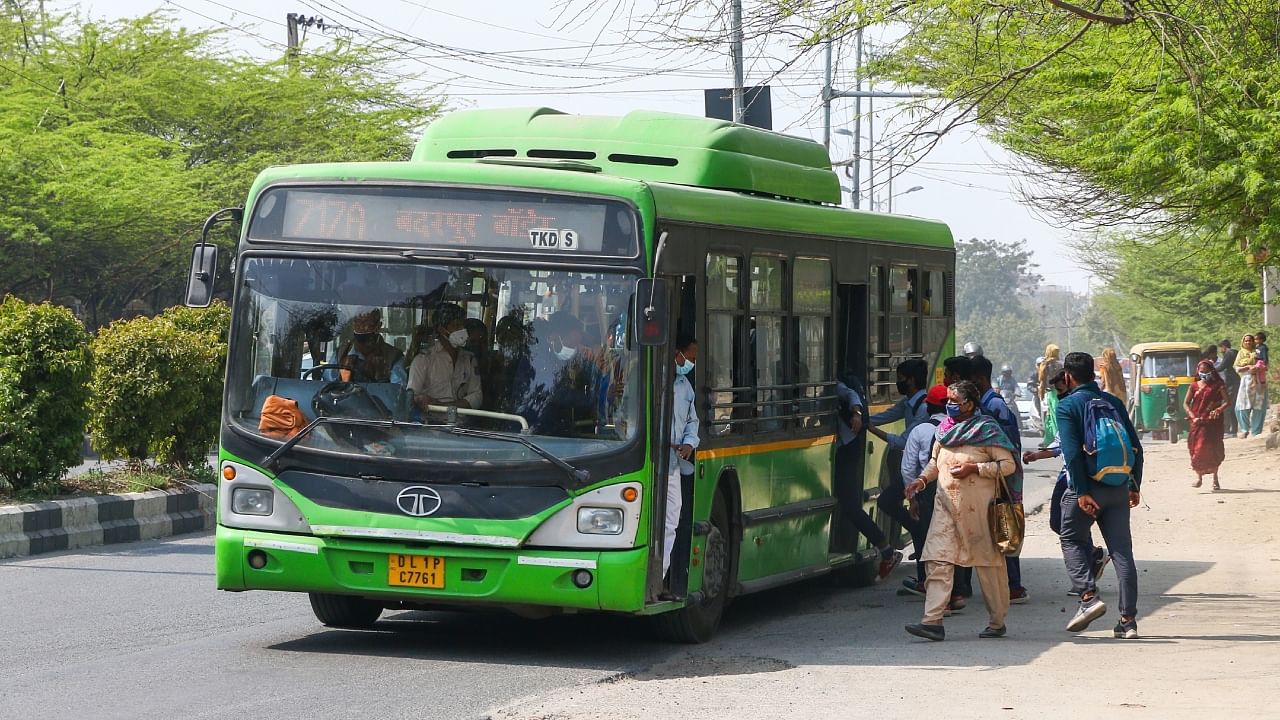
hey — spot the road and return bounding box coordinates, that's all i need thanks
[0,462,1058,720]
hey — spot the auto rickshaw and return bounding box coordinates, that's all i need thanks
[1128,342,1202,443]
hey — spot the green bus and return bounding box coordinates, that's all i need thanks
[187,107,955,642]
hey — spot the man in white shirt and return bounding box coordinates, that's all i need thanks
[662,332,699,598]
[407,303,482,413]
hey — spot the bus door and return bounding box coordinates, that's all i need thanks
[831,283,869,554]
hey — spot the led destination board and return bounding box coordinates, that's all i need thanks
[249,186,636,256]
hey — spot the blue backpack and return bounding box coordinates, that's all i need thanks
[1082,395,1135,486]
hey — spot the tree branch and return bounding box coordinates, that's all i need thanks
[1046,0,1138,26]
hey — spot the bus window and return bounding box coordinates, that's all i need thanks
[889,266,917,313]
[924,270,945,317]
[707,253,745,437]
[751,255,786,433]
[793,258,831,429]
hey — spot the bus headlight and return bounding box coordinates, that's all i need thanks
[232,488,274,516]
[576,507,624,535]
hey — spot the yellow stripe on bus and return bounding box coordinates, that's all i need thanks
[700,434,836,460]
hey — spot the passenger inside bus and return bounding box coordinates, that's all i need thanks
[527,311,601,435]
[333,308,407,384]
[407,302,482,413]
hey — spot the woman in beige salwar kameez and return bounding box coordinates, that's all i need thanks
[904,380,1017,641]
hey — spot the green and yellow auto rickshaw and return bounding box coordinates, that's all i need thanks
[1128,342,1202,443]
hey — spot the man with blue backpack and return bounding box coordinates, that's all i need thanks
[1057,351,1144,639]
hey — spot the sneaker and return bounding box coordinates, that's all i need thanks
[878,550,904,580]
[979,625,1007,638]
[1113,619,1139,639]
[898,577,926,597]
[1091,548,1111,581]
[1067,596,1107,632]
[1066,588,1083,597]
[1010,587,1030,604]
[905,623,946,641]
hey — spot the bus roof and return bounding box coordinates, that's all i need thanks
[413,107,841,205]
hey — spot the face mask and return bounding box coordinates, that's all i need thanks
[676,359,694,376]
[1198,372,1212,381]
[555,345,577,361]
[945,402,962,418]
[447,329,469,348]
[353,332,375,344]
[896,379,910,396]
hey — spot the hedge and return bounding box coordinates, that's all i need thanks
[0,297,94,491]
[88,301,230,466]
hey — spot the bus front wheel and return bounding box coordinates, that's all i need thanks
[651,491,732,644]
[308,593,383,629]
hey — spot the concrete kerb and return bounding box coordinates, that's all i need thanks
[0,484,216,560]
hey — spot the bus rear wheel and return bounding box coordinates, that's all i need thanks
[308,593,383,628]
[651,491,732,643]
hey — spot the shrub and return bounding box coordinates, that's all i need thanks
[89,301,230,466]
[0,297,94,491]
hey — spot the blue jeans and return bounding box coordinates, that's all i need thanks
[1060,484,1138,617]
[1236,408,1266,436]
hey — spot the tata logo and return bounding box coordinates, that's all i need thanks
[395,486,443,517]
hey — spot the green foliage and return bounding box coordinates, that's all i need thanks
[1080,236,1261,350]
[0,6,443,328]
[88,302,229,466]
[0,297,93,491]
[954,238,1047,376]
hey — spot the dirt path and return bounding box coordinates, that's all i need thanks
[488,437,1280,720]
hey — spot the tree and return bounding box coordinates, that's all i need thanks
[0,6,444,328]
[576,1,1280,260]
[954,238,1046,376]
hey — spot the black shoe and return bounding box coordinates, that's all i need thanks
[1113,619,1139,639]
[898,577,926,597]
[1091,548,1111,581]
[979,625,1007,638]
[656,591,682,602]
[905,623,945,641]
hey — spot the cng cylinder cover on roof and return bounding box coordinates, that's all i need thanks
[413,107,843,205]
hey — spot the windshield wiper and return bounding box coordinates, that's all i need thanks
[263,416,408,471]
[262,416,590,484]
[422,425,590,484]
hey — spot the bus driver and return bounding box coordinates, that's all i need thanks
[335,308,407,384]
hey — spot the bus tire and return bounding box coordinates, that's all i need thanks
[651,491,732,644]
[308,593,383,628]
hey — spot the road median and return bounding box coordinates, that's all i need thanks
[0,484,215,559]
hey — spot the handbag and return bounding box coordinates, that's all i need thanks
[988,474,1026,556]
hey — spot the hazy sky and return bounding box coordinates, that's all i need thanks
[81,0,1092,291]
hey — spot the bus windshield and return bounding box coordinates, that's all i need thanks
[226,256,641,467]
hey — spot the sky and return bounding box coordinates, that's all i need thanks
[82,0,1093,291]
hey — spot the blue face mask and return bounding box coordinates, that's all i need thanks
[945,402,962,418]
[676,355,694,376]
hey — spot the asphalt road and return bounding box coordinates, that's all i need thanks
[0,467,1056,720]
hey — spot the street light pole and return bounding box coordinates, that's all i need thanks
[730,0,745,123]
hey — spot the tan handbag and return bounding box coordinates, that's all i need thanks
[989,475,1025,556]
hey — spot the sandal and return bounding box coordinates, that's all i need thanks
[1212,480,1221,491]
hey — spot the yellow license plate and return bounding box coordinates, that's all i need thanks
[387,554,446,589]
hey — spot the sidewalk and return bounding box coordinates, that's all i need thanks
[489,438,1280,720]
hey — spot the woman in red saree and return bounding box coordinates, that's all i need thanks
[1184,360,1230,489]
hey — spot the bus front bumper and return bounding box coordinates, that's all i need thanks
[215,525,648,613]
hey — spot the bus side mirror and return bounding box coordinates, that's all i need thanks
[634,278,669,347]
[185,243,218,308]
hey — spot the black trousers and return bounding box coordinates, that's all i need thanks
[835,441,887,549]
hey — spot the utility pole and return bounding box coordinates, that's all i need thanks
[286,13,301,72]
[822,42,832,148]
[851,27,862,209]
[730,0,745,123]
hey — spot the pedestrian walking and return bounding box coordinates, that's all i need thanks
[1056,351,1144,639]
[1022,368,1108,596]
[1099,347,1127,408]
[1216,339,1240,436]
[1038,344,1064,448]
[896,384,949,596]
[1255,330,1271,421]
[1234,334,1267,439]
[903,380,1017,642]
[970,355,1030,604]
[1185,360,1229,490]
